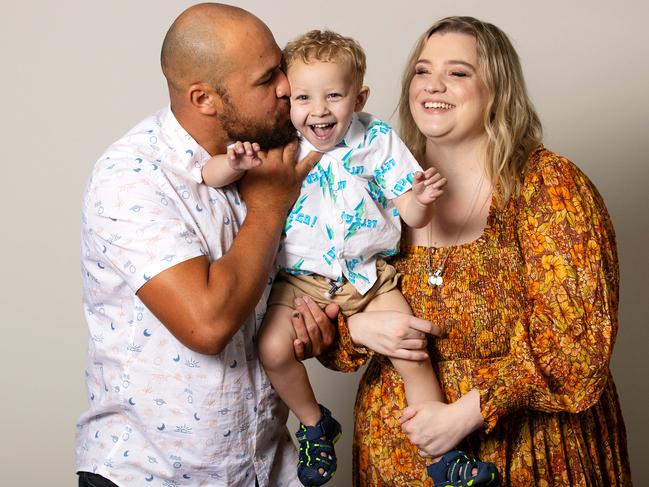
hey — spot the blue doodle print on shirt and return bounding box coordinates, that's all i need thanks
[343,199,378,240]
[367,180,388,208]
[284,194,308,232]
[345,258,369,285]
[318,162,339,201]
[366,120,390,146]
[374,158,397,190]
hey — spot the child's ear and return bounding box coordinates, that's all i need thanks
[354,86,370,112]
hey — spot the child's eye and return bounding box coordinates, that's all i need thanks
[294,94,308,101]
[450,71,467,77]
[327,93,342,100]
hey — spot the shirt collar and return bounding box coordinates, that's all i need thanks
[160,106,211,183]
[338,113,365,149]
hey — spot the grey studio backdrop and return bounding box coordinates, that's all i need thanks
[1,1,647,485]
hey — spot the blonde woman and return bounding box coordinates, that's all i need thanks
[296,16,632,486]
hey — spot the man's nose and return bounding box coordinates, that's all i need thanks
[276,71,290,98]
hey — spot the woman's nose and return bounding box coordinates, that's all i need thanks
[424,73,446,94]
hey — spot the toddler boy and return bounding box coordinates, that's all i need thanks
[202,30,457,487]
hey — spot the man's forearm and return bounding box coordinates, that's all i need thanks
[137,143,318,355]
[204,207,285,333]
[136,207,286,355]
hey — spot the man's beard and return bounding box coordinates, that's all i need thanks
[221,98,296,150]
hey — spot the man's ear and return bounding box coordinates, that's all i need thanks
[354,85,370,112]
[188,83,223,116]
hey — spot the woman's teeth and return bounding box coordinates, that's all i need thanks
[424,102,454,109]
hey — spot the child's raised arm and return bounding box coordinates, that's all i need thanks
[202,141,263,188]
[393,167,446,228]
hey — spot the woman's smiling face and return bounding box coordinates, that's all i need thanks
[409,32,489,145]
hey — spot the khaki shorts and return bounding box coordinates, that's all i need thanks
[268,259,400,316]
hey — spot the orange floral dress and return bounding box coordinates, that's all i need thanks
[321,149,632,486]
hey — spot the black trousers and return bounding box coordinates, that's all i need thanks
[77,472,119,487]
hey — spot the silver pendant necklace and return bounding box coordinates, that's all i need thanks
[426,170,487,288]
[427,267,444,287]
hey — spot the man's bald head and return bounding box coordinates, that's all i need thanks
[160,3,266,96]
[160,4,293,154]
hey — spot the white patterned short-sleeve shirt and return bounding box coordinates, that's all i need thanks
[276,112,422,295]
[76,107,300,487]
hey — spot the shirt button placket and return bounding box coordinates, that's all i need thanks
[334,186,346,275]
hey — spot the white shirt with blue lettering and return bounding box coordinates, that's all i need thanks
[76,106,300,487]
[276,112,422,295]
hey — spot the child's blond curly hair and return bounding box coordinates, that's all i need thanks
[282,30,366,88]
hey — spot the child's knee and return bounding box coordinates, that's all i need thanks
[258,307,297,371]
[258,331,293,370]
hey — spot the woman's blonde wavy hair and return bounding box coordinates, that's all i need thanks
[398,16,543,206]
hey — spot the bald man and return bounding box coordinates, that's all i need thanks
[75,4,331,487]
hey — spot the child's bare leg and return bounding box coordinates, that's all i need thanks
[258,304,322,426]
[366,293,490,479]
[363,289,443,406]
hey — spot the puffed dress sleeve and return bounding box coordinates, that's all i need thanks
[474,150,619,432]
[318,314,374,372]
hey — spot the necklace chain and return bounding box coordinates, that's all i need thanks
[427,171,487,288]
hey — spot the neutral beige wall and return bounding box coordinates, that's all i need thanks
[1,1,647,485]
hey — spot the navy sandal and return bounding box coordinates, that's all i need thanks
[295,405,342,486]
[427,449,500,486]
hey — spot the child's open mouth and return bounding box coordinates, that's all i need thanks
[309,122,336,139]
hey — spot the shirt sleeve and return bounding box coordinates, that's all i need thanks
[473,151,619,433]
[368,120,423,199]
[318,314,374,372]
[84,162,207,292]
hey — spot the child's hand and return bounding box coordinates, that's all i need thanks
[412,167,446,205]
[227,141,262,171]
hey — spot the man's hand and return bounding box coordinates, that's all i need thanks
[240,140,321,214]
[291,296,338,360]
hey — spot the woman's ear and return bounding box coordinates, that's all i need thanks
[188,83,223,116]
[354,85,370,112]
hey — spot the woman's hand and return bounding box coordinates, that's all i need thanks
[348,311,441,361]
[400,389,484,457]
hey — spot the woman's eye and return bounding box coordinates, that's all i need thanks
[451,71,467,77]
